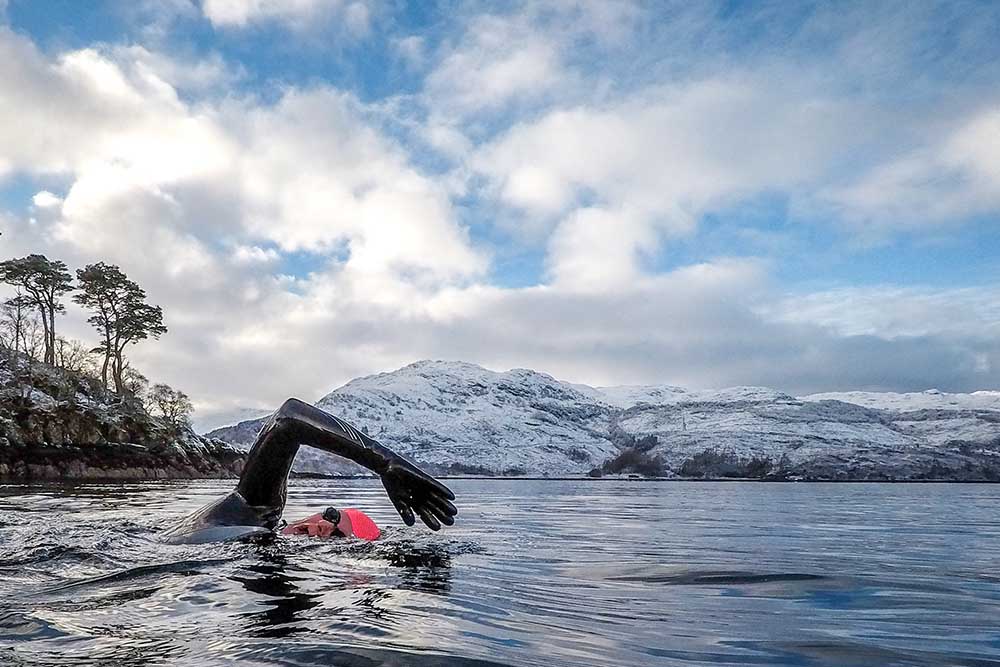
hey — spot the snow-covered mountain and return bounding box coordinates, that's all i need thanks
[207,361,1000,480]
[805,389,1000,412]
[210,361,618,476]
[195,407,274,434]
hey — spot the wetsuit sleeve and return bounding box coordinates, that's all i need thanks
[236,398,457,531]
[271,398,401,472]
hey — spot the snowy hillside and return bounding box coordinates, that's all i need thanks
[213,361,618,475]
[0,351,243,480]
[196,407,273,434]
[805,389,1000,412]
[208,361,1000,480]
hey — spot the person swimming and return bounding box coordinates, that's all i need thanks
[281,506,382,541]
[162,398,457,544]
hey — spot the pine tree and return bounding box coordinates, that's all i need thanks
[73,263,167,394]
[0,255,73,366]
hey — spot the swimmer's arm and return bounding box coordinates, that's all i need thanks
[268,398,400,473]
[259,398,457,530]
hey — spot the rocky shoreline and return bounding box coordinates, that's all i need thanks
[0,355,244,482]
[0,441,243,481]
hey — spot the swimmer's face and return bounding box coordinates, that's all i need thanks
[280,511,354,538]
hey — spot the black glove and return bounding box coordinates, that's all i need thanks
[380,458,458,531]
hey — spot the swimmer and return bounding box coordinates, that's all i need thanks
[162,398,457,544]
[281,506,382,541]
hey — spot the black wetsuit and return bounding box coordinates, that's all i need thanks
[162,399,457,544]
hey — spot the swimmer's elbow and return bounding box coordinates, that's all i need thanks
[276,397,310,417]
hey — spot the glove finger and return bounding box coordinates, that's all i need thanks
[426,495,458,521]
[416,506,441,531]
[431,478,456,501]
[436,495,458,516]
[409,467,456,500]
[394,460,456,501]
[421,495,454,526]
[390,495,415,526]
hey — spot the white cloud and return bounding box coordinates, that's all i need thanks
[234,89,485,280]
[0,31,486,419]
[31,190,62,209]
[120,0,200,39]
[423,2,641,118]
[420,122,474,160]
[830,107,1000,230]
[546,206,657,291]
[0,29,234,179]
[232,245,279,265]
[474,76,866,287]
[201,0,373,32]
[767,285,1000,340]
[480,79,859,216]
[0,31,483,282]
[427,25,564,115]
[394,35,425,69]
[246,258,1000,402]
[116,45,245,94]
[434,0,1000,255]
[3,5,1000,428]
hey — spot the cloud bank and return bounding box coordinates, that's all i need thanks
[1,2,998,429]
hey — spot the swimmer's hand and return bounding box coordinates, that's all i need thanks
[380,458,458,531]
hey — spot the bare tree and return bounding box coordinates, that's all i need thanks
[22,316,45,362]
[0,293,34,385]
[54,337,100,377]
[121,364,150,409]
[149,383,194,431]
[0,293,31,353]
[0,294,44,396]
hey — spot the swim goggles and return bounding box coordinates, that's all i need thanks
[322,507,342,525]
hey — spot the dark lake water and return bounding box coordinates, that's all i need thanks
[1,479,999,666]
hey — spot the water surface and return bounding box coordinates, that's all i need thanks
[1,480,998,666]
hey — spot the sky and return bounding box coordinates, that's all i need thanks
[1,0,999,430]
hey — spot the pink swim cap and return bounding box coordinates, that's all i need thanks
[342,508,381,541]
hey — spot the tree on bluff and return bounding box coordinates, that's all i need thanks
[73,263,167,395]
[0,255,73,366]
[149,383,194,431]
[54,336,99,377]
[0,292,40,392]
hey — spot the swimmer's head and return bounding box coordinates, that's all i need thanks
[280,506,381,541]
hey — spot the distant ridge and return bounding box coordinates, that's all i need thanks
[208,360,1000,481]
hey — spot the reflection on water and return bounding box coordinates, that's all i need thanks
[231,553,321,637]
[1,479,999,666]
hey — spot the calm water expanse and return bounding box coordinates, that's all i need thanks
[1,479,999,666]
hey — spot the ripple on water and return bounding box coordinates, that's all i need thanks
[1,479,999,667]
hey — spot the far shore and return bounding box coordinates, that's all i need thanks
[2,473,997,485]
